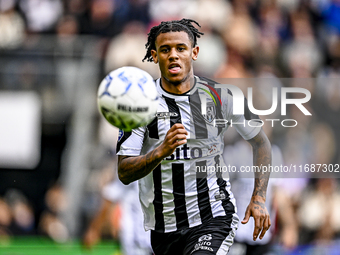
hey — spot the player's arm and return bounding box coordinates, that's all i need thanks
[242,129,272,241]
[118,123,188,185]
[82,198,112,249]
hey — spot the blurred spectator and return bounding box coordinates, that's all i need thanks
[19,0,63,33]
[11,200,35,235]
[124,0,151,26]
[104,21,159,77]
[310,123,336,166]
[194,27,227,77]
[4,189,35,236]
[86,0,116,37]
[215,47,252,78]
[298,178,340,244]
[0,198,12,232]
[39,211,69,242]
[72,0,151,38]
[64,0,91,34]
[223,7,257,58]
[44,184,68,215]
[192,0,232,33]
[215,6,256,78]
[316,62,340,112]
[149,0,196,24]
[56,15,79,38]
[281,11,323,77]
[38,184,69,242]
[0,0,25,49]
[321,0,340,34]
[315,76,340,165]
[255,0,287,68]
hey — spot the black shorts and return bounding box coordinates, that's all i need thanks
[151,212,239,255]
[228,242,271,255]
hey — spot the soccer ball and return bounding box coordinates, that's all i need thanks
[97,66,159,131]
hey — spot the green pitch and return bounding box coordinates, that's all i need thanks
[0,237,121,255]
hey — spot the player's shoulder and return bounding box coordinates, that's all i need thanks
[196,76,232,97]
[196,76,221,89]
[196,76,218,86]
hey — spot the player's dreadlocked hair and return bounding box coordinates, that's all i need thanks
[142,18,204,62]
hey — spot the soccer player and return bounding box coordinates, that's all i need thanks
[117,19,271,254]
[83,178,153,255]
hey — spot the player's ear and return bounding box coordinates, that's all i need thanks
[192,46,199,61]
[151,49,158,64]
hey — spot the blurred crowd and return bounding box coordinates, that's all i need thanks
[1,0,340,254]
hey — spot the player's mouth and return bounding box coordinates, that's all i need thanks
[168,63,181,74]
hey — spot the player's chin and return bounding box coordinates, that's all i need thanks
[167,74,185,85]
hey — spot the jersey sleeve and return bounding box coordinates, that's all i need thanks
[116,126,146,156]
[223,88,261,140]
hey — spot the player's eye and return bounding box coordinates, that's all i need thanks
[161,48,169,53]
[178,47,185,51]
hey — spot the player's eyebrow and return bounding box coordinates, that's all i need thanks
[159,44,169,49]
[159,43,189,49]
[176,43,188,47]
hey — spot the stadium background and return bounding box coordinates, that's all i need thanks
[0,0,340,254]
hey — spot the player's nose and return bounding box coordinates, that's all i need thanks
[168,48,179,60]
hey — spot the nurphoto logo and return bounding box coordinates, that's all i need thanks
[200,84,312,128]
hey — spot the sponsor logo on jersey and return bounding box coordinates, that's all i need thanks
[207,144,218,156]
[198,234,212,242]
[156,112,179,118]
[214,190,226,201]
[191,234,213,253]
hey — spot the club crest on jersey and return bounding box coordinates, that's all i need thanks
[197,83,222,124]
[203,101,216,123]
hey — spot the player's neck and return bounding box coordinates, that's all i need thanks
[161,74,195,95]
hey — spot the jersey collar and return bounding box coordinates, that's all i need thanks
[156,76,199,99]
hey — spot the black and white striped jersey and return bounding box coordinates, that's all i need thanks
[117,76,261,233]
